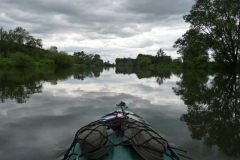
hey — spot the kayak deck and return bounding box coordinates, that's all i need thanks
[63,104,181,160]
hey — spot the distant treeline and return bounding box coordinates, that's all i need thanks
[73,51,114,68]
[116,54,171,67]
[0,27,113,69]
[115,48,236,70]
[115,49,182,69]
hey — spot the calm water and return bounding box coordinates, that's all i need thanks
[0,68,239,160]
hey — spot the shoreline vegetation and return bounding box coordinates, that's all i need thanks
[1,0,240,72]
[115,50,239,72]
[0,27,114,70]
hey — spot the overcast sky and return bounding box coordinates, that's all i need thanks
[0,0,195,62]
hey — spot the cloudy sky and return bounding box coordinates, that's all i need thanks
[0,0,195,62]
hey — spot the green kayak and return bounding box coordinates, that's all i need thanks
[63,102,182,160]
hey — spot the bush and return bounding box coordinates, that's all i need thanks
[39,59,55,65]
[0,58,13,68]
[11,52,35,68]
[75,64,88,68]
[93,60,103,67]
[38,59,56,68]
[54,54,74,68]
[137,57,151,68]
[172,58,182,67]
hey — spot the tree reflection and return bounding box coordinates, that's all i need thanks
[0,69,43,103]
[0,67,104,103]
[155,70,171,85]
[73,67,103,80]
[115,66,171,85]
[173,71,240,157]
[0,68,74,103]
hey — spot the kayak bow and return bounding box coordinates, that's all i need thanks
[63,102,182,160]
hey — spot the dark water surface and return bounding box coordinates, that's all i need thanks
[0,68,239,160]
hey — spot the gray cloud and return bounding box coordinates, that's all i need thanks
[0,0,195,62]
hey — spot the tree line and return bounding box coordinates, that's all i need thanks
[0,27,42,57]
[73,51,114,68]
[0,27,112,69]
[115,48,181,69]
[0,27,75,68]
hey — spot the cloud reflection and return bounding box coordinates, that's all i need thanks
[0,68,195,160]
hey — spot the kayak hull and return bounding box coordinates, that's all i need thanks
[64,105,181,160]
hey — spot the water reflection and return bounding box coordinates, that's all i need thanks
[73,67,103,80]
[0,68,74,103]
[1,68,239,160]
[0,68,106,104]
[0,69,43,103]
[116,66,171,85]
[173,71,240,157]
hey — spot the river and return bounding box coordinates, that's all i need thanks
[0,67,239,160]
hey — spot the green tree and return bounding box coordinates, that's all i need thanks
[82,54,92,66]
[49,46,58,53]
[173,29,209,62]
[0,27,43,58]
[93,54,100,61]
[126,58,133,66]
[11,52,35,68]
[92,54,103,66]
[137,57,151,68]
[156,48,166,57]
[0,28,9,57]
[59,51,68,55]
[0,27,8,41]
[175,0,240,68]
[54,54,74,68]
[13,27,29,45]
[73,51,86,64]
[26,36,43,48]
